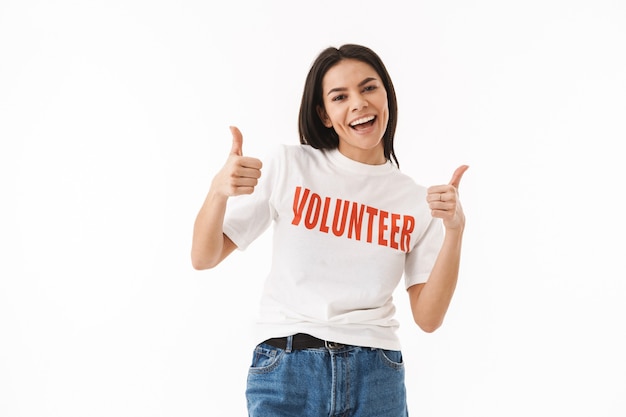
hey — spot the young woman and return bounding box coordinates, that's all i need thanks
[192,44,468,417]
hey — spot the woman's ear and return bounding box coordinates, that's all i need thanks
[316,105,333,128]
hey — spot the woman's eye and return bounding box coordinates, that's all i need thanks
[332,94,346,102]
[364,85,377,92]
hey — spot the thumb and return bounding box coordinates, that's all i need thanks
[229,126,243,156]
[449,165,469,189]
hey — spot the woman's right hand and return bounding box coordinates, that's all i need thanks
[192,126,261,269]
[211,126,263,197]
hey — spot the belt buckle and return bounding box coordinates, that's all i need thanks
[324,340,344,350]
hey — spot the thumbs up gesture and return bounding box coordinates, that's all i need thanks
[427,165,469,230]
[211,126,263,197]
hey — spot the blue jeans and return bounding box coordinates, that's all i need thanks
[246,335,408,417]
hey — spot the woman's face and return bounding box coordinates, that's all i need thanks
[318,59,389,165]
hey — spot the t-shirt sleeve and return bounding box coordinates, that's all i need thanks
[403,217,444,289]
[222,145,282,250]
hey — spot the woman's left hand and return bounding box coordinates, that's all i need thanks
[427,165,469,231]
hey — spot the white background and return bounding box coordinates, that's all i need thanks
[1,0,625,416]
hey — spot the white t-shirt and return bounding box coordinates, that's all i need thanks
[223,144,443,350]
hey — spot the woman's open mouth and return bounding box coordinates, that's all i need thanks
[349,115,376,131]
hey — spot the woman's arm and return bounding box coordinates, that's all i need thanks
[408,165,468,332]
[191,126,262,270]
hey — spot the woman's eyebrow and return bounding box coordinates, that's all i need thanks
[326,77,378,96]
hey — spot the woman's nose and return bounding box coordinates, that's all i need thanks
[351,96,368,111]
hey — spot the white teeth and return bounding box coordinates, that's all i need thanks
[350,116,375,126]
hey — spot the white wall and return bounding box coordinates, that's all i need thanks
[1,0,625,416]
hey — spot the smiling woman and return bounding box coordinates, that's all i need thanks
[298,45,400,168]
[317,60,390,165]
[3,1,625,416]
[191,43,468,417]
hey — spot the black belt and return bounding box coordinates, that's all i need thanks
[263,333,345,350]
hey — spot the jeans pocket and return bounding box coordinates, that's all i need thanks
[249,343,284,374]
[377,349,404,370]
